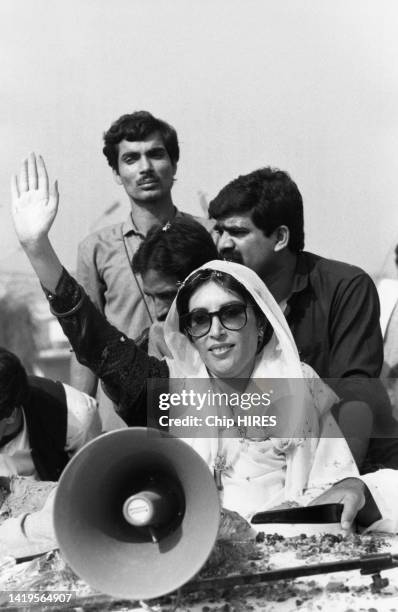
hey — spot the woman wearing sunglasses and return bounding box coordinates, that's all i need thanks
[11,154,396,531]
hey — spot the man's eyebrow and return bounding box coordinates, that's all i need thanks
[148,146,167,154]
[120,151,139,160]
[214,221,247,232]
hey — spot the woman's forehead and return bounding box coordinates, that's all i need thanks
[188,279,244,309]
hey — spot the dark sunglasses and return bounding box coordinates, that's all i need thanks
[181,302,248,338]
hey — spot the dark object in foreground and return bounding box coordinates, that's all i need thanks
[251,503,344,525]
[183,551,398,593]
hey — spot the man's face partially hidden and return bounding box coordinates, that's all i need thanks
[214,211,279,279]
[114,132,176,204]
[142,269,178,322]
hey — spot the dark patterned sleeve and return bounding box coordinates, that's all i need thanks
[42,268,169,423]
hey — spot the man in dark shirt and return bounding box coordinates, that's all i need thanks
[209,167,396,471]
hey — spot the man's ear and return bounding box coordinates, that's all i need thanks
[113,168,123,186]
[274,225,290,252]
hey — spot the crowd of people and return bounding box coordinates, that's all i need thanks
[2,110,398,559]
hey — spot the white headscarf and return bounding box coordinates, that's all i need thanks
[164,260,303,379]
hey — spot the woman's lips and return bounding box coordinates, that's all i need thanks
[209,344,234,356]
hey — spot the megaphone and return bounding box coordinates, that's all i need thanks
[54,428,220,600]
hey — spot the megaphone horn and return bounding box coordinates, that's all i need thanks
[54,428,220,600]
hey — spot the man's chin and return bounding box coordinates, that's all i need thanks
[135,190,162,203]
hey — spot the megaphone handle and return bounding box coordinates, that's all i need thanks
[214,451,227,491]
[214,467,223,491]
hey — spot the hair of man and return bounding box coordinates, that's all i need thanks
[0,347,29,419]
[208,166,305,252]
[132,217,219,281]
[103,110,180,172]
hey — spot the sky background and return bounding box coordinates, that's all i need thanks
[1,0,397,278]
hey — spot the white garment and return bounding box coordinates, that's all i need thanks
[163,261,358,519]
[360,469,398,533]
[377,278,398,338]
[0,413,36,477]
[0,383,101,479]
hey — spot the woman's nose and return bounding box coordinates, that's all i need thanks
[208,314,225,337]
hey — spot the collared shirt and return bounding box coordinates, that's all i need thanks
[76,212,154,339]
[285,251,390,427]
[74,212,155,428]
[0,384,101,479]
[76,209,213,337]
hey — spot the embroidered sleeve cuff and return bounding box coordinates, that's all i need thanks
[42,268,84,317]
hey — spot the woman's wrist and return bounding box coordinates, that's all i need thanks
[22,238,63,293]
[20,234,52,256]
[43,268,84,316]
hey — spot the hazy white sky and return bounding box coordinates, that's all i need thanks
[1,0,397,276]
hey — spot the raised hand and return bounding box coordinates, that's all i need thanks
[10,153,63,292]
[11,153,59,247]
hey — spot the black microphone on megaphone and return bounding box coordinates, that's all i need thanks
[54,428,220,600]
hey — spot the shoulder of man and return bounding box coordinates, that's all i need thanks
[302,250,375,286]
[27,376,65,404]
[77,221,126,251]
[25,377,67,442]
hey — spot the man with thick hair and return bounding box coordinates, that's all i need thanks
[209,168,304,280]
[72,111,211,428]
[132,217,219,320]
[102,111,180,172]
[0,348,101,481]
[209,166,396,471]
[131,216,219,358]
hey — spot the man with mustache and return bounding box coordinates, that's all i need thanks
[71,111,211,428]
[209,166,397,471]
